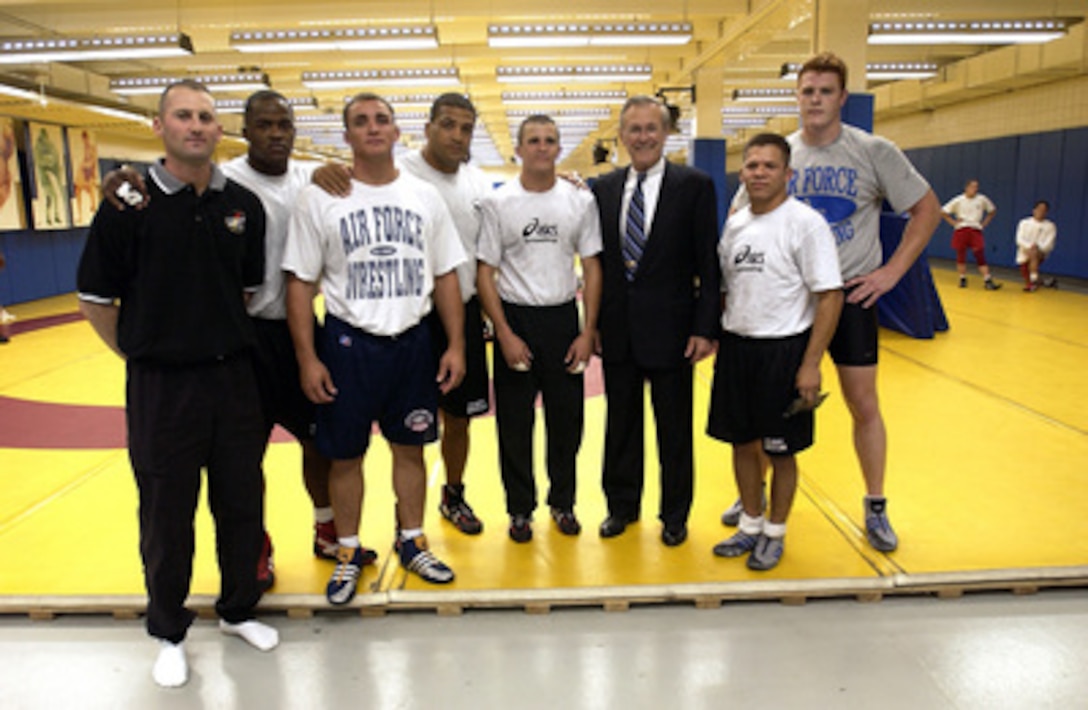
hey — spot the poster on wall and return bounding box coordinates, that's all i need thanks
[67,128,100,227]
[27,122,71,230]
[0,116,27,231]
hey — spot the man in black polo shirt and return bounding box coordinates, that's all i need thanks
[77,79,278,688]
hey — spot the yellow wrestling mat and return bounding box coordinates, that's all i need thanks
[1,268,1086,616]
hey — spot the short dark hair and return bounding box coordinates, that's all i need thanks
[1034,199,1050,210]
[798,52,848,91]
[743,132,791,164]
[343,92,395,128]
[516,114,558,145]
[158,79,213,116]
[243,90,290,124]
[619,95,671,131]
[430,92,476,122]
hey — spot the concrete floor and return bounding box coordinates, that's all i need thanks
[2,590,1086,709]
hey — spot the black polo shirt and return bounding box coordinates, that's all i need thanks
[78,163,266,365]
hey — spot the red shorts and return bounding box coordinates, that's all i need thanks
[951,227,984,253]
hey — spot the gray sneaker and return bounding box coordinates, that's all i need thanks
[720,489,766,526]
[746,534,784,571]
[712,531,760,558]
[865,497,899,552]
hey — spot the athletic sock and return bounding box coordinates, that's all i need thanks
[152,640,188,688]
[314,507,333,524]
[220,619,279,652]
[763,521,787,539]
[399,527,423,541]
[338,535,360,549]
[738,512,764,536]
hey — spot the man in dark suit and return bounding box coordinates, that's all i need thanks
[591,96,720,546]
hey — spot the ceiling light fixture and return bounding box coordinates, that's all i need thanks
[506,108,611,121]
[231,25,438,52]
[488,23,691,48]
[302,67,459,90]
[722,105,799,116]
[497,65,652,83]
[0,33,193,64]
[780,62,938,81]
[868,19,1071,45]
[215,96,318,113]
[111,73,270,96]
[502,90,628,105]
[732,88,796,102]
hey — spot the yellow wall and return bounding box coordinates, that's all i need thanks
[879,74,1088,151]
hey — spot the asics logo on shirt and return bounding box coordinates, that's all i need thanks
[521,217,559,242]
[733,244,765,273]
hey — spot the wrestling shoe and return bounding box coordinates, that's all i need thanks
[720,488,767,527]
[712,531,760,558]
[958,276,967,288]
[984,279,1002,291]
[1024,283,1039,292]
[439,484,483,535]
[864,497,899,552]
[326,545,368,605]
[397,535,455,584]
[746,535,785,571]
[313,520,339,560]
[509,514,533,543]
[550,508,582,536]
[257,532,275,593]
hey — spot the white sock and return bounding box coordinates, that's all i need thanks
[314,507,334,524]
[738,512,764,536]
[338,535,360,549]
[1030,273,1039,283]
[220,619,279,652]
[763,521,787,539]
[399,527,423,541]
[152,640,188,688]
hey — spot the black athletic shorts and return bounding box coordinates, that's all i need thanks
[250,317,316,442]
[428,295,490,418]
[828,289,879,367]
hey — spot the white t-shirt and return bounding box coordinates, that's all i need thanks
[477,179,602,306]
[283,172,465,336]
[736,125,931,281]
[399,150,492,303]
[943,193,996,230]
[221,156,320,320]
[718,197,842,338]
[1015,217,1057,264]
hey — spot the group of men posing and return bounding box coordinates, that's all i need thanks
[76,51,945,687]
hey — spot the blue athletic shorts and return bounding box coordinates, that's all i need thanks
[315,314,439,460]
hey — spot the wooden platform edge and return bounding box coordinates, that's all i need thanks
[2,567,1085,618]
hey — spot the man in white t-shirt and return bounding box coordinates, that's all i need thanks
[476,115,603,542]
[283,93,466,605]
[399,94,493,536]
[1015,200,1058,292]
[943,179,1000,289]
[708,133,842,571]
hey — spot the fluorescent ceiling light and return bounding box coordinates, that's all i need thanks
[0,83,45,101]
[231,25,437,52]
[215,96,318,113]
[111,73,270,96]
[865,62,939,80]
[0,33,193,64]
[780,62,938,81]
[732,88,795,102]
[488,23,691,48]
[502,90,627,105]
[722,117,768,128]
[506,108,611,121]
[722,105,798,116]
[868,19,1070,45]
[497,65,652,83]
[302,68,459,90]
